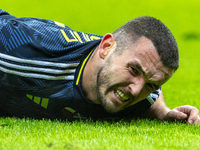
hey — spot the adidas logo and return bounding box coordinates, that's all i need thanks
[26,94,49,109]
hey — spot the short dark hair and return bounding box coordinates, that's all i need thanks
[113,16,179,71]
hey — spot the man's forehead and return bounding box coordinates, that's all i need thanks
[133,36,155,50]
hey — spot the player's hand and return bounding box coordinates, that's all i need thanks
[163,105,200,125]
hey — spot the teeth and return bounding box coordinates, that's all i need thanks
[114,89,129,101]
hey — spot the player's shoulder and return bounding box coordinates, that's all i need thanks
[0,9,10,16]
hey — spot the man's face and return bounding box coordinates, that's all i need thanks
[96,37,174,113]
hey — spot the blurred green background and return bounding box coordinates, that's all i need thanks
[1,0,200,109]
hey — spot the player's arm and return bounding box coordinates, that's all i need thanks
[144,90,170,120]
[144,90,200,125]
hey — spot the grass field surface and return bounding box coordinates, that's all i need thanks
[1,0,200,149]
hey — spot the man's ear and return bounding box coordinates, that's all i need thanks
[98,33,116,59]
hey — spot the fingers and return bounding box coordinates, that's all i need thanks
[160,105,200,125]
[193,116,200,125]
[187,107,200,125]
[164,109,188,121]
[175,105,200,125]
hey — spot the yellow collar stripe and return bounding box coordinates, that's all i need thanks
[76,49,94,85]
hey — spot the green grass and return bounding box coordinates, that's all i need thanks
[1,0,200,149]
[1,117,200,150]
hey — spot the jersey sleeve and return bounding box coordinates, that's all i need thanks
[0,9,103,60]
[146,88,161,105]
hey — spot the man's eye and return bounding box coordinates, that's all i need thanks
[131,67,138,75]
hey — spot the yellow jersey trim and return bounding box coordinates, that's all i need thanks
[76,49,94,85]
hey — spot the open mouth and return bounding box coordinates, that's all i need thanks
[114,89,129,102]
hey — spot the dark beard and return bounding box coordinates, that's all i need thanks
[96,62,121,114]
[96,66,112,112]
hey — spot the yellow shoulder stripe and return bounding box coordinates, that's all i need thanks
[76,49,94,85]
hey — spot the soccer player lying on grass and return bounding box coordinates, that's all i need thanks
[0,9,199,125]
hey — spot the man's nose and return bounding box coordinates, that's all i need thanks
[128,78,145,96]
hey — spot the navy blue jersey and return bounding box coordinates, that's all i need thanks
[0,9,161,121]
